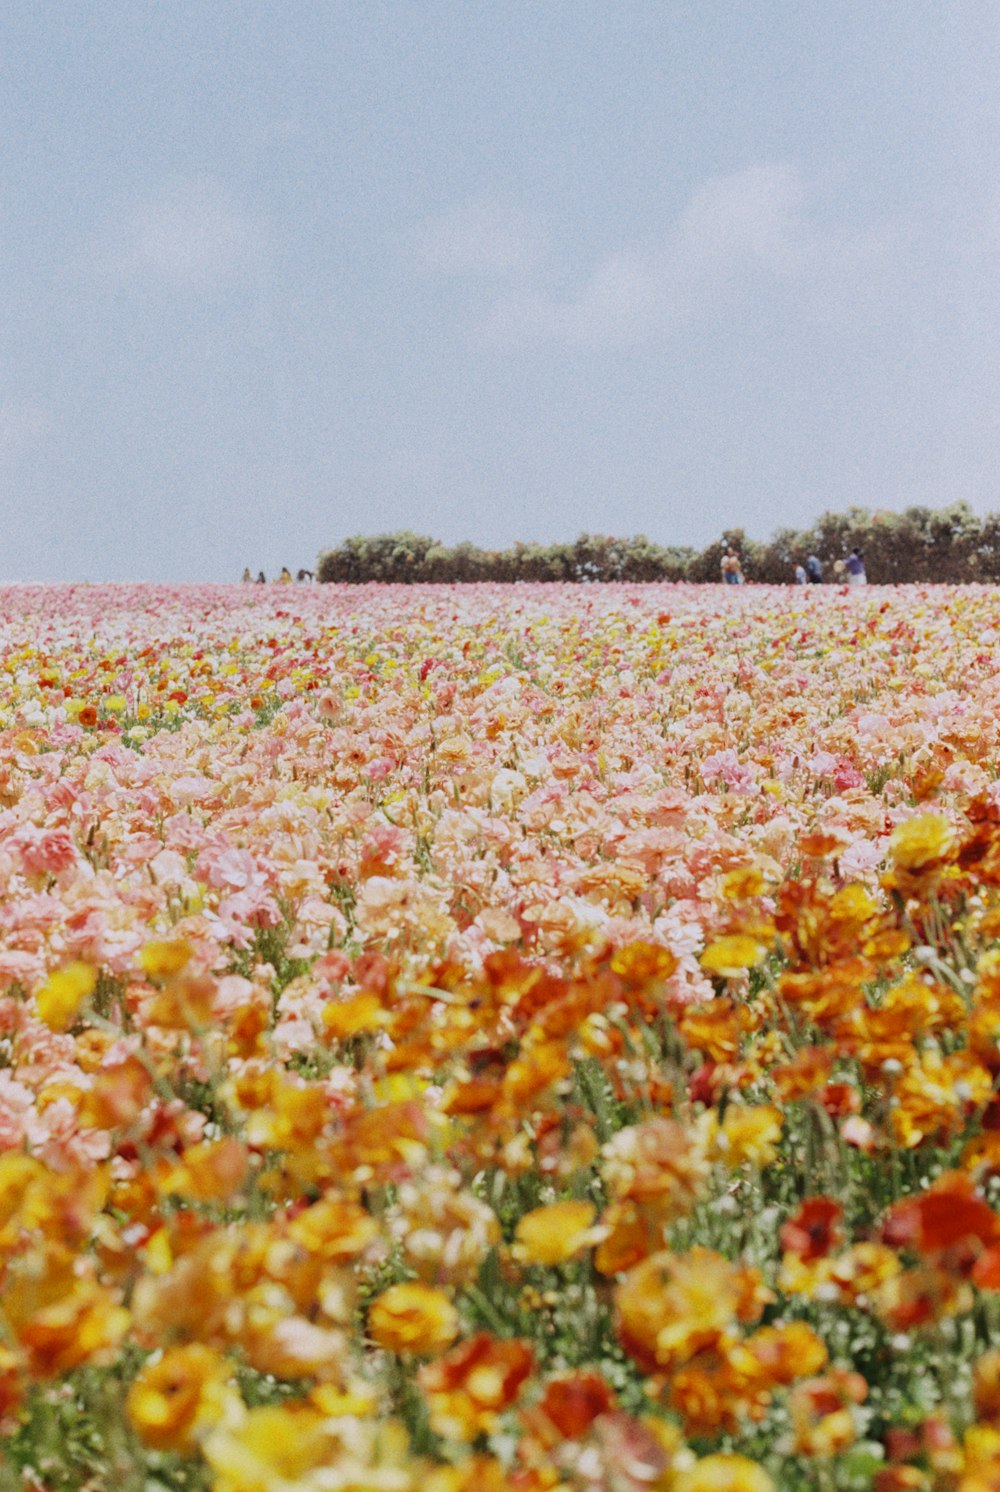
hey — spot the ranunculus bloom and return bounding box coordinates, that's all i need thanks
[889,813,957,875]
[673,1454,775,1491]
[126,1344,236,1453]
[512,1199,598,1266]
[367,1282,460,1356]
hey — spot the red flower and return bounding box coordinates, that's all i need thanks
[780,1198,843,1262]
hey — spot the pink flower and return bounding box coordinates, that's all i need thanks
[10,826,78,877]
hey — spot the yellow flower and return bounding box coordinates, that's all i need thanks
[5,1242,129,1378]
[140,938,195,979]
[126,1344,236,1453]
[889,813,956,875]
[367,1282,460,1355]
[34,962,97,1031]
[700,936,766,978]
[716,1105,784,1168]
[616,1247,765,1373]
[674,1454,775,1491]
[721,867,765,899]
[158,1139,250,1204]
[512,1199,599,1266]
[203,1404,332,1490]
[287,1197,379,1262]
[0,1155,46,1238]
[203,1405,412,1492]
[309,1381,378,1417]
[321,990,387,1040]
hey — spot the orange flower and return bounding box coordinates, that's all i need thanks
[825,1241,901,1306]
[789,1369,867,1458]
[882,1173,1000,1258]
[771,1046,834,1102]
[321,989,388,1040]
[245,1077,330,1153]
[287,1196,379,1262]
[889,1052,993,1150]
[512,1199,598,1266]
[528,1371,615,1441]
[779,962,868,1028]
[0,1344,24,1427]
[418,1333,535,1441]
[498,1041,570,1114]
[80,1053,153,1128]
[746,1321,829,1386]
[669,1345,771,1438]
[780,1198,843,1262]
[5,1242,129,1378]
[602,1117,708,1216]
[126,1344,235,1453]
[615,1248,764,1374]
[798,831,850,859]
[973,1350,1000,1423]
[609,941,678,984]
[720,866,766,899]
[874,1265,972,1331]
[159,1138,250,1204]
[680,1001,746,1063]
[367,1283,460,1356]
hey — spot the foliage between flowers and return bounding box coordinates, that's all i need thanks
[6,581,1000,1488]
[317,501,1000,585]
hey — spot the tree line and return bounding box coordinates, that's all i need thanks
[317,502,1000,585]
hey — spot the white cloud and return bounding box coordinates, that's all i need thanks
[675,162,807,275]
[479,163,877,347]
[415,194,542,277]
[102,175,269,289]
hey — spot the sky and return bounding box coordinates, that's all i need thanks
[2,2,1000,581]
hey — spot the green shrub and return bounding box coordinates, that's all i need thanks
[316,504,1000,584]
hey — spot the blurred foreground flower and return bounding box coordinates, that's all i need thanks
[368,1282,460,1355]
[512,1199,600,1266]
[126,1343,238,1453]
[34,961,97,1031]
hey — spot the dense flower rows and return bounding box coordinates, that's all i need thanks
[4,581,1000,1489]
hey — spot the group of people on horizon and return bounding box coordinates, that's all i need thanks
[794,548,867,586]
[241,567,315,584]
[722,546,867,587]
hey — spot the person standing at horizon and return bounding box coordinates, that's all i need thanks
[845,548,867,585]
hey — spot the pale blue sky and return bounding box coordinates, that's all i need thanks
[2,2,999,580]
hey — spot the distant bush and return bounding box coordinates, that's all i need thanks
[316,502,1000,584]
[316,532,694,585]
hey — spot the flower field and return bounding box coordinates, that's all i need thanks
[7,581,1000,1489]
